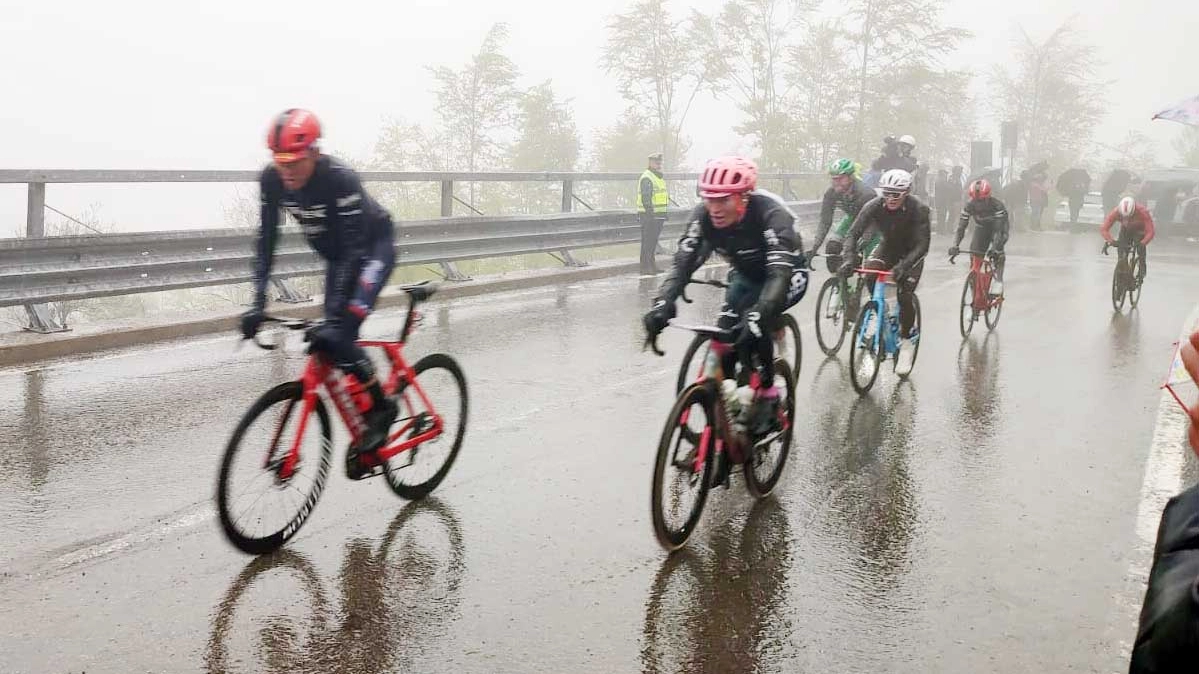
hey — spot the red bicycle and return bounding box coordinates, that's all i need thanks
[217,281,469,555]
[952,249,1003,338]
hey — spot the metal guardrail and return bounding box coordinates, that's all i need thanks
[2,169,821,332]
[1,201,821,310]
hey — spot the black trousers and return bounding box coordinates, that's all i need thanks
[640,213,665,273]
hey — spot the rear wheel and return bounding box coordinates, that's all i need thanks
[675,334,712,394]
[849,303,884,394]
[898,294,922,378]
[217,382,333,555]
[984,274,1003,330]
[745,359,795,498]
[959,274,977,338]
[384,354,469,501]
[814,277,848,356]
[1128,251,1142,308]
[651,383,717,551]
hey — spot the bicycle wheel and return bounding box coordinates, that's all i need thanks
[675,333,712,394]
[385,353,469,501]
[899,294,922,379]
[1128,251,1142,308]
[651,382,717,551]
[217,381,333,555]
[745,359,795,498]
[984,279,1002,331]
[775,313,802,380]
[814,277,848,356]
[1111,263,1126,312]
[959,274,976,338]
[849,303,884,394]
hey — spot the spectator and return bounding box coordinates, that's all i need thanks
[1103,169,1134,214]
[1028,169,1050,231]
[933,168,960,234]
[1129,328,1199,672]
[1006,170,1030,231]
[638,152,668,275]
[1056,168,1092,224]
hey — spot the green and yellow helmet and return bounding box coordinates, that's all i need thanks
[828,158,856,177]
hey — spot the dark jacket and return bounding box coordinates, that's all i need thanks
[1130,481,1199,672]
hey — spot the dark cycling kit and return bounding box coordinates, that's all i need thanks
[654,192,807,383]
[843,194,931,339]
[252,154,397,381]
[953,196,1010,280]
[809,178,880,272]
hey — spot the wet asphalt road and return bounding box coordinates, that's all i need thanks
[2,232,1199,673]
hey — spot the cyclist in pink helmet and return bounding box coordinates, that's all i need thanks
[643,156,808,439]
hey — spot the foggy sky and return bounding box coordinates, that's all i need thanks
[1,0,1195,232]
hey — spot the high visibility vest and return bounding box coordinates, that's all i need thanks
[637,170,669,214]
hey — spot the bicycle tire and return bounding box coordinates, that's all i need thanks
[1111,262,1126,312]
[814,277,848,356]
[384,353,469,501]
[651,382,717,551]
[675,333,712,394]
[745,359,795,498]
[217,381,333,555]
[984,280,1002,331]
[850,303,884,394]
[899,294,922,379]
[777,313,802,381]
[959,274,976,338]
[1128,250,1142,308]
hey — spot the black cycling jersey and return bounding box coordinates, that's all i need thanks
[845,194,931,269]
[657,191,802,316]
[253,155,395,315]
[954,196,1010,252]
[811,178,877,250]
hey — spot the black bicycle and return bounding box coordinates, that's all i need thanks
[1103,241,1143,312]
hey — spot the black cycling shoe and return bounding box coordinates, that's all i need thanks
[744,396,782,437]
[345,398,398,480]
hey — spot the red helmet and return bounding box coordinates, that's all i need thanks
[698,156,758,197]
[267,109,321,163]
[968,179,991,201]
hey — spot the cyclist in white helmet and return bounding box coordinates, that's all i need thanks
[1101,196,1155,283]
[838,169,931,376]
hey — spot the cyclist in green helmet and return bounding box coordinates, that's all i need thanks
[806,158,881,273]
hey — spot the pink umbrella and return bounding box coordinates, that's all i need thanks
[1153,95,1199,128]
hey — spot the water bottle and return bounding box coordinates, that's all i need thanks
[721,379,740,414]
[705,348,724,380]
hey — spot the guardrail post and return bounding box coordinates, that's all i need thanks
[21,181,68,333]
[440,180,453,217]
[553,179,587,268]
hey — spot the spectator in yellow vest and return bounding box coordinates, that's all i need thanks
[638,152,669,275]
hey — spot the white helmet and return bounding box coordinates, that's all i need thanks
[879,169,913,193]
[1118,196,1137,218]
[898,134,916,148]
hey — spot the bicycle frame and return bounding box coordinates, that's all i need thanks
[273,307,445,480]
[856,270,901,357]
[968,254,1000,311]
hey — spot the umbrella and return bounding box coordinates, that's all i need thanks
[1152,95,1199,128]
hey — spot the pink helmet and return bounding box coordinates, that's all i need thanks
[698,156,758,197]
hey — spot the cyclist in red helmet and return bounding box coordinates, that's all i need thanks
[949,179,1010,295]
[1102,196,1155,284]
[241,109,399,478]
[643,156,807,437]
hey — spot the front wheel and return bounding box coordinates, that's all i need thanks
[675,334,712,394]
[898,294,922,379]
[849,303,884,394]
[217,381,333,555]
[959,274,977,338]
[814,277,848,356]
[1128,251,1143,308]
[384,353,469,501]
[745,359,795,498]
[1111,262,1127,312]
[984,282,1003,330]
[651,383,717,551]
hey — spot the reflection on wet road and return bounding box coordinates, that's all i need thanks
[1,233,1198,673]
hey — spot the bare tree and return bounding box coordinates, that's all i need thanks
[1174,128,1199,168]
[430,23,519,206]
[691,0,810,170]
[991,21,1105,168]
[784,20,856,169]
[600,0,715,168]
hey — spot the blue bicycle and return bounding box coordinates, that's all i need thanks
[847,267,922,394]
